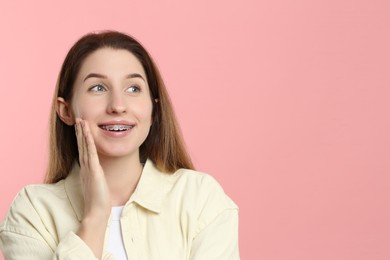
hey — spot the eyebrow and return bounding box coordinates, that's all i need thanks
[83,73,146,82]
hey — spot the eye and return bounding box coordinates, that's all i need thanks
[89,84,106,92]
[126,85,141,93]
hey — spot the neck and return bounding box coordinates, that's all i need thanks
[98,153,144,207]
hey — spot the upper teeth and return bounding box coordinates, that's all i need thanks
[101,125,133,131]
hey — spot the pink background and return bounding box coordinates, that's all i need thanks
[1,0,389,259]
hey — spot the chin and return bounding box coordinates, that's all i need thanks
[96,145,139,160]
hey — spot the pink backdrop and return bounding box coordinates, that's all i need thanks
[1,0,390,259]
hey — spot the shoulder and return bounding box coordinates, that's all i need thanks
[166,168,238,230]
[0,181,76,251]
[146,160,237,211]
[11,181,67,211]
[173,168,237,207]
[1,181,67,232]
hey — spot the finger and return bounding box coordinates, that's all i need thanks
[81,120,89,169]
[75,118,84,166]
[83,120,100,171]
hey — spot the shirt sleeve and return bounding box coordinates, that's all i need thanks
[0,188,99,260]
[0,230,98,260]
[189,174,240,260]
[190,208,240,260]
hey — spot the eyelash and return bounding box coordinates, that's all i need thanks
[89,84,106,92]
[88,84,141,93]
[126,85,141,93]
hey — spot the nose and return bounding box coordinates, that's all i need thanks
[107,91,126,114]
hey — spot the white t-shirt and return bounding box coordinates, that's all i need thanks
[106,206,128,260]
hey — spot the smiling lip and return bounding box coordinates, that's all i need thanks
[98,120,135,137]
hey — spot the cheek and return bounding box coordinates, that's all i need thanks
[70,95,84,119]
[134,100,153,124]
[72,98,102,120]
[145,102,154,124]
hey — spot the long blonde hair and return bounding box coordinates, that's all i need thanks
[45,31,194,183]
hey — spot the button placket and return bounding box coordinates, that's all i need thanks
[121,203,140,260]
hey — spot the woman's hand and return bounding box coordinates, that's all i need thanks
[75,118,111,218]
[75,118,110,258]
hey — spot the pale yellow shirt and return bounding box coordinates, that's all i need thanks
[0,159,239,259]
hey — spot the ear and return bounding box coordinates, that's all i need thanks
[57,97,75,126]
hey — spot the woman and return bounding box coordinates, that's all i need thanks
[0,31,239,259]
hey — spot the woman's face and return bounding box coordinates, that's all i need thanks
[68,47,153,160]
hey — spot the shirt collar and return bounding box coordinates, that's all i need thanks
[65,159,170,222]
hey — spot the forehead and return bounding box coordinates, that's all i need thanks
[77,48,146,79]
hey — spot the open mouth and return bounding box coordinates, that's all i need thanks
[99,125,134,132]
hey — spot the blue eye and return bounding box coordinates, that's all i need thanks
[126,85,140,93]
[89,84,106,92]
